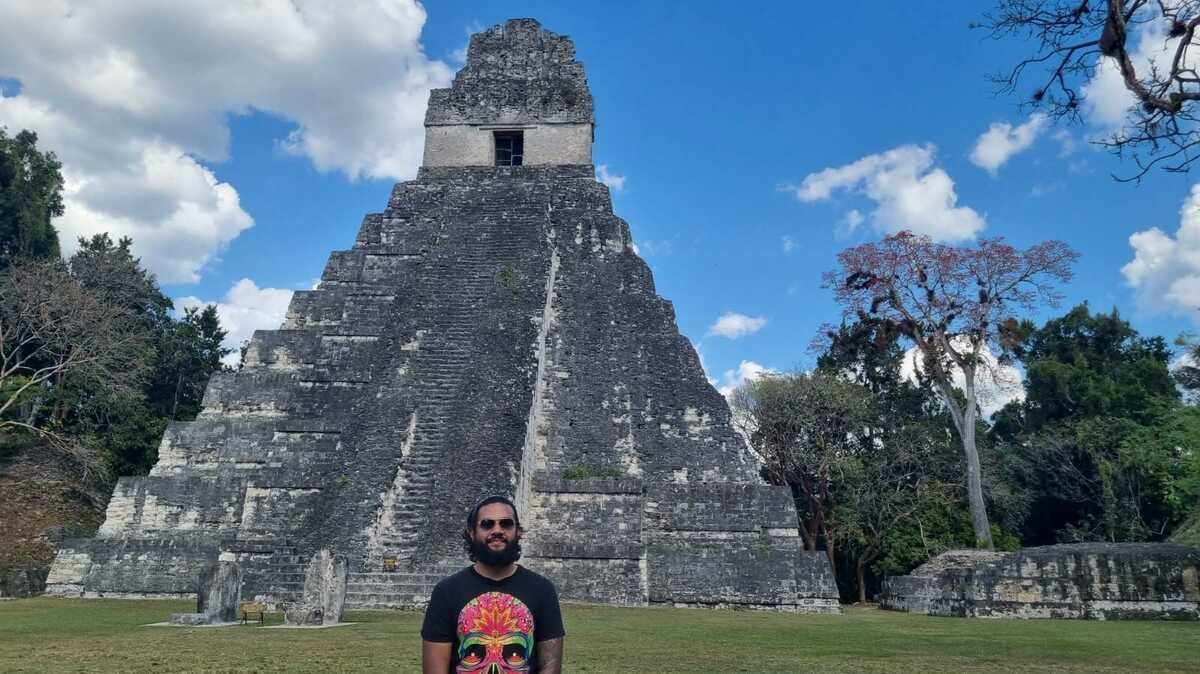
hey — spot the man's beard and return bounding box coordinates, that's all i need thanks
[472,535,522,566]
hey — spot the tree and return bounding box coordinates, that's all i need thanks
[70,233,172,323]
[1174,334,1200,395]
[147,305,229,422]
[0,259,148,475]
[59,234,228,474]
[836,424,953,603]
[0,128,63,265]
[824,231,1079,548]
[982,1,1200,179]
[817,320,962,602]
[990,304,1189,543]
[731,372,872,578]
[1008,305,1177,430]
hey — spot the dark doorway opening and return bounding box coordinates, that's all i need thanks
[494,131,524,166]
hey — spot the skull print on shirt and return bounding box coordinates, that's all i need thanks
[455,591,535,673]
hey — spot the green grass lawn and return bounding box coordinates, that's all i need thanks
[1,598,1197,673]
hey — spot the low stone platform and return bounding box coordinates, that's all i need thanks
[880,543,1200,620]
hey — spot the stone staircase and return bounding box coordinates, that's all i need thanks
[362,199,540,570]
[344,569,448,609]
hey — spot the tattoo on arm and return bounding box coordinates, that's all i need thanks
[537,637,564,674]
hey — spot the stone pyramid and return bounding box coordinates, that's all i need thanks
[47,19,838,612]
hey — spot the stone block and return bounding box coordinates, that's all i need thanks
[881,543,1200,620]
[284,549,348,626]
[168,612,209,626]
[197,560,243,623]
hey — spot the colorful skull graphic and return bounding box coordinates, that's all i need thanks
[456,591,535,673]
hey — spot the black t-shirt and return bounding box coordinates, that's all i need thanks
[421,565,565,673]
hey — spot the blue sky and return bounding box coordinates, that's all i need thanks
[1,1,1197,400]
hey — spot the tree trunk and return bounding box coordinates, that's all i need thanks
[789,482,815,550]
[52,371,65,422]
[960,389,994,549]
[856,557,867,604]
[933,367,994,550]
[171,371,183,420]
[824,525,837,586]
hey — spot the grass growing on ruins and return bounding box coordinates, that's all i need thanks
[1,598,1198,673]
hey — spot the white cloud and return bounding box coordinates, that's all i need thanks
[899,342,1025,418]
[1122,183,1200,326]
[0,1,452,282]
[707,312,767,339]
[635,238,672,257]
[970,113,1047,175]
[781,235,796,253]
[177,278,294,366]
[841,208,864,231]
[1053,129,1077,157]
[596,164,626,191]
[785,144,985,242]
[718,360,776,399]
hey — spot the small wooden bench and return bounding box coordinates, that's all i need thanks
[239,601,266,625]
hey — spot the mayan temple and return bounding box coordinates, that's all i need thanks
[45,19,839,612]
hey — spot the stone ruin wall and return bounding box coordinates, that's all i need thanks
[881,543,1200,620]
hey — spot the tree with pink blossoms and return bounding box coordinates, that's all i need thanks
[823,231,1079,548]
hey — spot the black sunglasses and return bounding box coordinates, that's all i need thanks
[478,518,516,531]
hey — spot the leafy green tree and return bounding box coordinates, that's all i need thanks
[31,233,229,475]
[69,233,172,324]
[1002,305,1177,435]
[0,129,63,266]
[731,371,872,582]
[147,305,229,422]
[817,320,969,601]
[992,304,1191,543]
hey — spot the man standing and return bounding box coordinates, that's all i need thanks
[421,495,565,673]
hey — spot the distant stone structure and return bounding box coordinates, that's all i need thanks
[881,543,1200,620]
[284,549,348,625]
[168,559,243,625]
[45,18,839,612]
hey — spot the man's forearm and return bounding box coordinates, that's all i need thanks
[537,637,563,674]
[422,640,452,674]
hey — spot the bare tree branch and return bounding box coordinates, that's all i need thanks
[983,0,1200,179]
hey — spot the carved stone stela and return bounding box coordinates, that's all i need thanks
[44,19,839,612]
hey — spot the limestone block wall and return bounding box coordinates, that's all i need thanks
[881,544,1200,619]
[422,123,592,167]
[46,537,217,598]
